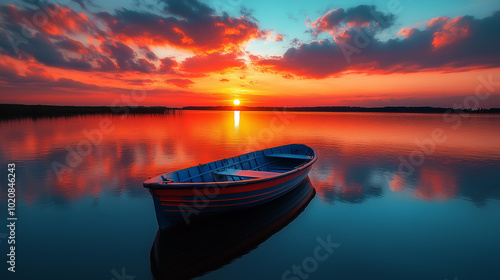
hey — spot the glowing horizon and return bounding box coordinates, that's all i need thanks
[1,0,500,107]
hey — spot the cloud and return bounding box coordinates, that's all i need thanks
[0,4,98,37]
[0,1,262,76]
[139,45,158,61]
[100,40,155,72]
[96,0,262,52]
[133,58,156,73]
[257,11,500,79]
[52,77,102,90]
[95,56,118,71]
[0,60,103,91]
[429,16,471,49]
[124,78,155,85]
[220,78,229,82]
[261,30,285,42]
[54,36,89,54]
[311,5,395,37]
[12,31,92,70]
[165,78,194,88]
[180,52,245,73]
[160,0,214,19]
[0,4,96,71]
[159,57,178,73]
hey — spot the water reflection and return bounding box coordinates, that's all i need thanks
[150,178,315,280]
[311,158,500,206]
[310,164,384,204]
[234,110,240,128]
[1,111,500,280]
[0,112,499,208]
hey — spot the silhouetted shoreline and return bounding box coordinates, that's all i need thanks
[1,104,499,119]
[0,104,175,119]
[182,106,500,114]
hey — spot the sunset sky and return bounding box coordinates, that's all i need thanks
[1,0,500,107]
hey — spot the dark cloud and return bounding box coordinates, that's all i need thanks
[257,11,500,79]
[54,36,89,53]
[96,56,118,71]
[100,41,155,73]
[0,3,98,37]
[71,0,99,10]
[0,4,94,70]
[133,58,156,73]
[290,38,301,46]
[0,31,19,57]
[139,45,158,61]
[240,6,258,22]
[19,32,92,70]
[312,5,395,36]
[160,0,214,19]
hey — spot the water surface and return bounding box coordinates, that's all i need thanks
[1,111,499,280]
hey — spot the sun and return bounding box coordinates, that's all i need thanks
[233,99,240,105]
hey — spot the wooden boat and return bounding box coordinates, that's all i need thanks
[150,178,316,280]
[143,144,317,228]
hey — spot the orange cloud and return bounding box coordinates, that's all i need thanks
[180,52,245,73]
[165,78,195,88]
[96,9,261,53]
[431,16,471,49]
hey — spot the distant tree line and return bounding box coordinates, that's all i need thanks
[182,106,500,113]
[0,104,176,119]
[1,104,498,120]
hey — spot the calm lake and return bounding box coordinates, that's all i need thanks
[1,110,500,280]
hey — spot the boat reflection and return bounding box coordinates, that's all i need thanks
[150,177,316,280]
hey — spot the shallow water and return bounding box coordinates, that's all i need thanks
[1,111,499,280]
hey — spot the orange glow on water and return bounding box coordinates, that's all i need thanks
[2,111,498,204]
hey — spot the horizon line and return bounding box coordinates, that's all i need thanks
[1,103,500,110]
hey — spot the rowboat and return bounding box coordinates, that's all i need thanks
[150,178,316,280]
[143,144,317,228]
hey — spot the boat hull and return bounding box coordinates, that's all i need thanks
[150,165,312,227]
[150,178,316,279]
[144,144,317,228]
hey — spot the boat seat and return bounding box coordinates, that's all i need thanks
[265,154,312,160]
[213,169,281,178]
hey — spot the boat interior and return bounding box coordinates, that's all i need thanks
[160,144,315,183]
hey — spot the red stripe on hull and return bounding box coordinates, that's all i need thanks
[159,178,294,204]
[152,166,311,198]
[160,177,299,208]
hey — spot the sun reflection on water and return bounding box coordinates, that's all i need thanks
[234,110,240,128]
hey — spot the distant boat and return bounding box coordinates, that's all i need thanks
[150,178,316,280]
[143,144,317,228]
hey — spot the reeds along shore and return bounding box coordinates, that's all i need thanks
[0,104,176,119]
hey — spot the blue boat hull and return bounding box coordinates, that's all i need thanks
[144,144,317,228]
